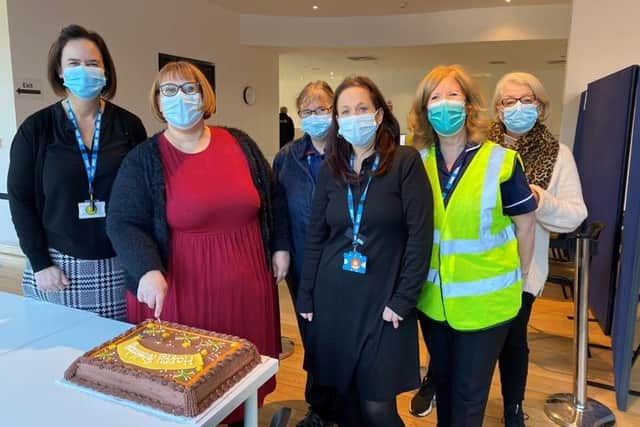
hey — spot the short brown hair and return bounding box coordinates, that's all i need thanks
[327,76,398,182]
[296,80,334,112]
[492,72,550,121]
[408,64,488,150]
[149,61,216,122]
[47,24,117,99]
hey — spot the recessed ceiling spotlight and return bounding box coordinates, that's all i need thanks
[400,1,409,8]
[312,5,319,10]
[505,0,512,3]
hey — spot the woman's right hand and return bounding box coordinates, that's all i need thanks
[34,266,70,292]
[137,270,168,318]
[300,312,314,322]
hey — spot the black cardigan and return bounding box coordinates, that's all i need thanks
[106,127,290,293]
[8,101,147,271]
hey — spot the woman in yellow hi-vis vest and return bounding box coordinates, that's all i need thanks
[407,65,537,427]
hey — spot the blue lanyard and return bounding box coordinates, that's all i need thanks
[65,99,102,202]
[347,154,380,248]
[441,164,461,201]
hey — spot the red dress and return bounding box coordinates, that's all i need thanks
[127,127,281,420]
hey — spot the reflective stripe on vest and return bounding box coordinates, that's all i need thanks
[426,268,521,298]
[417,141,522,331]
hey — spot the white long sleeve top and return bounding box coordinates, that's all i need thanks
[525,143,588,295]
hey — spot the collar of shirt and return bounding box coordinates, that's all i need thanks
[303,135,325,159]
[435,141,479,176]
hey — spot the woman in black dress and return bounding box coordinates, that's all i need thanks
[297,76,433,427]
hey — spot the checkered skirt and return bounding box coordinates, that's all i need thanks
[22,248,126,320]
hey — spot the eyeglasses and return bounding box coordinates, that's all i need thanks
[158,82,200,97]
[500,95,537,108]
[299,106,332,118]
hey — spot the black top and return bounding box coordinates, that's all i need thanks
[8,101,147,272]
[279,112,295,148]
[106,128,291,294]
[296,146,433,398]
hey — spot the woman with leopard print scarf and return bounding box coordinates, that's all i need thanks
[488,72,588,427]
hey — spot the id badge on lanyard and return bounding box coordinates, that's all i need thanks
[342,154,380,275]
[65,99,106,219]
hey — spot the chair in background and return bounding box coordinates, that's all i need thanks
[546,221,605,300]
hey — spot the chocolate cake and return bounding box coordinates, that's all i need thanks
[64,320,260,416]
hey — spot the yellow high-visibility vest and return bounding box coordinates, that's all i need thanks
[417,141,522,331]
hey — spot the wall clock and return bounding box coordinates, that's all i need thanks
[243,86,256,105]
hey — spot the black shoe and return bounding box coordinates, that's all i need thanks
[410,376,436,417]
[503,403,527,427]
[296,408,329,427]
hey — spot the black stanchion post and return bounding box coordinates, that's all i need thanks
[544,235,615,426]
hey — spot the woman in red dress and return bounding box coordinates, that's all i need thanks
[106,61,290,425]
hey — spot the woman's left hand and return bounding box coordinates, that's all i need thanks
[530,184,541,206]
[382,306,404,329]
[272,250,290,284]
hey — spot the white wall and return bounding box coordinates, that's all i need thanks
[560,0,640,147]
[242,5,571,48]
[0,0,18,246]
[0,0,279,246]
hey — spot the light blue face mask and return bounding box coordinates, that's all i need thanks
[338,112,379,147]
[160,92,204,130]
[62,65,106,99]
[427,100,466,137]
[302,114,332,139]
[503,102,538,134]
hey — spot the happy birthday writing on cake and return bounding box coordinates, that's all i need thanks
[116,337,204,371]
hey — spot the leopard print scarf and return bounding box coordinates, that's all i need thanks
[487,121,559,189]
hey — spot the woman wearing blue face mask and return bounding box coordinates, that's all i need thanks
[407,65,537,427]
[106,61,290,427]
[273,81,339,427]
[297,76,433,427]
[488,72,587,427]
[8,24,147,320]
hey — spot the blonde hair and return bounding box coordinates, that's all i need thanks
[149,61,216,122]
[492,72,550,121]
[408,64,488,150]
[296,80,334,112]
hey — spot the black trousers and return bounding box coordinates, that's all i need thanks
[498,292,536,406]
[287,274,338,421]
[419,312,510,427]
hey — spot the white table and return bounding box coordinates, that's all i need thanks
[0,294,279,426]
[0,291,96,354]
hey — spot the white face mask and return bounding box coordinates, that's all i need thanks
[338,113,379,147]
[161,92,204,130]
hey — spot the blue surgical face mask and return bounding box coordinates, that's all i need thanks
[160,92,204,130]
[337,112,379,147]
[502,102,538,134]
[302,114,332,139]
[62,65,106,99]
[427,100,466,137]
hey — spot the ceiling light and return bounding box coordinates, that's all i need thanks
[312,5,319,10]
[505,0,512,3]
[400,1,409,8]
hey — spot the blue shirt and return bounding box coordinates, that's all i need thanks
[434,142,536,216]
[304,137,325,181]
